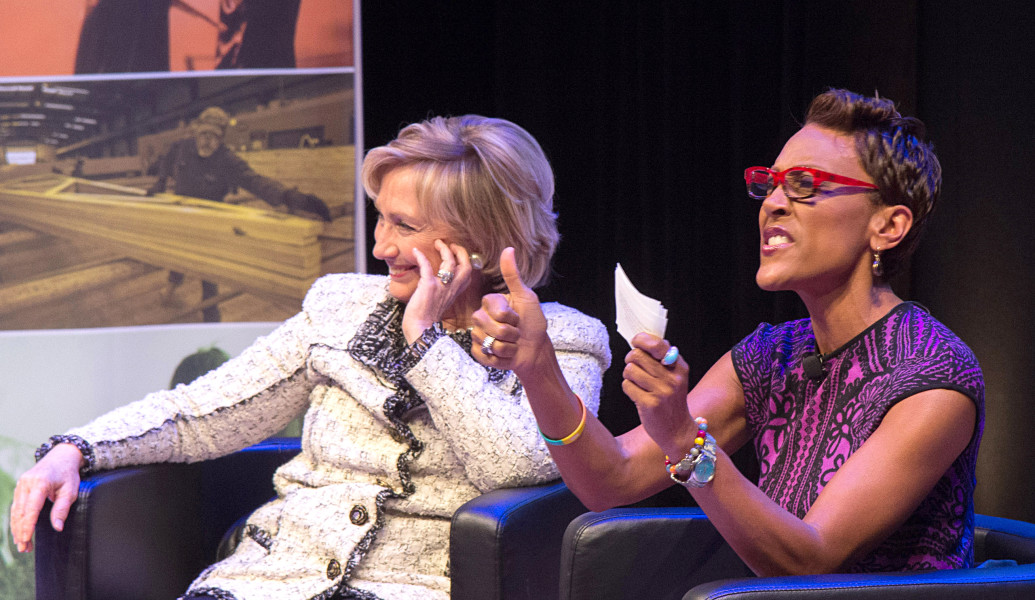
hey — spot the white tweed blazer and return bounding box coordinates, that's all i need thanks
[61,274,611,600]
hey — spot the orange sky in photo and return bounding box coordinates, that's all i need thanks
[0,0,352,77]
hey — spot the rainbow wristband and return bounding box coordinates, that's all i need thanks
[539,394,587,446]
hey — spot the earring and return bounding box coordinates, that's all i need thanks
[871,249,884,278]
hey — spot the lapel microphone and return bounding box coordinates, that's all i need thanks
[802,351,827,381]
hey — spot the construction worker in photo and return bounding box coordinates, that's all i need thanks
[149,106,332,321]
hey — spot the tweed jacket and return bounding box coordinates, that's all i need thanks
[49,274,611,600]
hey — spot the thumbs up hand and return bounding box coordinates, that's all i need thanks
[472,247,552,379]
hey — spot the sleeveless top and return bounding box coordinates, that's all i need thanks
[731,302,984,571]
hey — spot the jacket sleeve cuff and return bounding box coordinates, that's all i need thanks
[393,323,450,375]
[35,434,96,473]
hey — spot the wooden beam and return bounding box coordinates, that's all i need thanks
[0,176,324,302]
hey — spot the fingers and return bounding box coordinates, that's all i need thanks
[434,239,457,279]
[415,241,473,288]
[11,481,47,552]
[412,247,434,281]
[473,298,520,354]
[474,329,521,359]
[630,331,671,361]
[471,289,523,363]
[49,486,78,532]
[628,334,684,370]
[624,352,685,390]
[478,293,520,327]
[12,479,77,553]
[11,446,84,552]
[470,247,549,371]
[499,247,530,297]
[623,335,688,404]
[445,241,470,274]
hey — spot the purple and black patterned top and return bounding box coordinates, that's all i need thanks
[731,302,984,571]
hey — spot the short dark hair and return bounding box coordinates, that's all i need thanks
[805,89,941,278]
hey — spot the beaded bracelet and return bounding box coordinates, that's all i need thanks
[665,416,708,472]
[680,434,717,488]
[539,394,587,446]
[665,417,717,487]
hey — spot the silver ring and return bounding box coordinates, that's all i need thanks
[661,346,679,366]
[482,335,496,356]
[437,268,454,285]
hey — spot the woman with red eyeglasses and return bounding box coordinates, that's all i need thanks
[472,88,983,576]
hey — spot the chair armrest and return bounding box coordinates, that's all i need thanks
[976,514,1035,563]
[450,480,588,600]
[558,507,1035,600]
[196,437,302,554]
[34,437,301,600]
[684,564,1035,600]
[560,507,753,600]
[35,462,206,600]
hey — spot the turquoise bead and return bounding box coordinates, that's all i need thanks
[695,458,716,482]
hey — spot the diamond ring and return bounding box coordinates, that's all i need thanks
[482,335,497,356]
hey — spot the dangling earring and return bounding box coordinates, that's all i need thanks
[871,249,884,278]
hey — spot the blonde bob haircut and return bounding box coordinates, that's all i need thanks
[362,115,560,291]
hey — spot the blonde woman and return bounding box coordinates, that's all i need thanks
[12,115,610,600]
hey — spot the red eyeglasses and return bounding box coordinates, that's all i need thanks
[744,166,879,200]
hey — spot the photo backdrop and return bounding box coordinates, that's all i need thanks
[0,3,360,596]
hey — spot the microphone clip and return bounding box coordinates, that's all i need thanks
[803,351,827,381]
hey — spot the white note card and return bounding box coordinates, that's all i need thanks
[615,263,668,347]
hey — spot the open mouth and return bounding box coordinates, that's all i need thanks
[761,227,794,254]
[387,266,416,278]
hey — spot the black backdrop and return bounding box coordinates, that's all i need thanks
[361,0,1035,522]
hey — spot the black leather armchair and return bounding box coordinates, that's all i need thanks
[37,439,1035,600]
[33,438,590,600]
[34,437,304,600]
[558,506,1035,600]
[450,480,588,600]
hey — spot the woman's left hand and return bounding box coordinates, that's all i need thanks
[623,333,696,459]
[401,240,475,343]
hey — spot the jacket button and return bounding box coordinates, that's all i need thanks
[326,559,342,579]
[349,504,369,526]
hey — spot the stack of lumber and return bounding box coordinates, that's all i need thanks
[0,175,323,303]
[225,145,355,215]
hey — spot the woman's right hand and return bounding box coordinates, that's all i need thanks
[401,240,477,343]
[9,443,84,553]
[472,247,551,380]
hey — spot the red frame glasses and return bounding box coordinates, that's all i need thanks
[744,166,879,200]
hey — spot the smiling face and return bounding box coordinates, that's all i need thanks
[756,124,884,300]
[371,166,456,304]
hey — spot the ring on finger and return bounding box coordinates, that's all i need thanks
[437,268,454,285]
[482,335,497,356]
[661,345,679,366]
